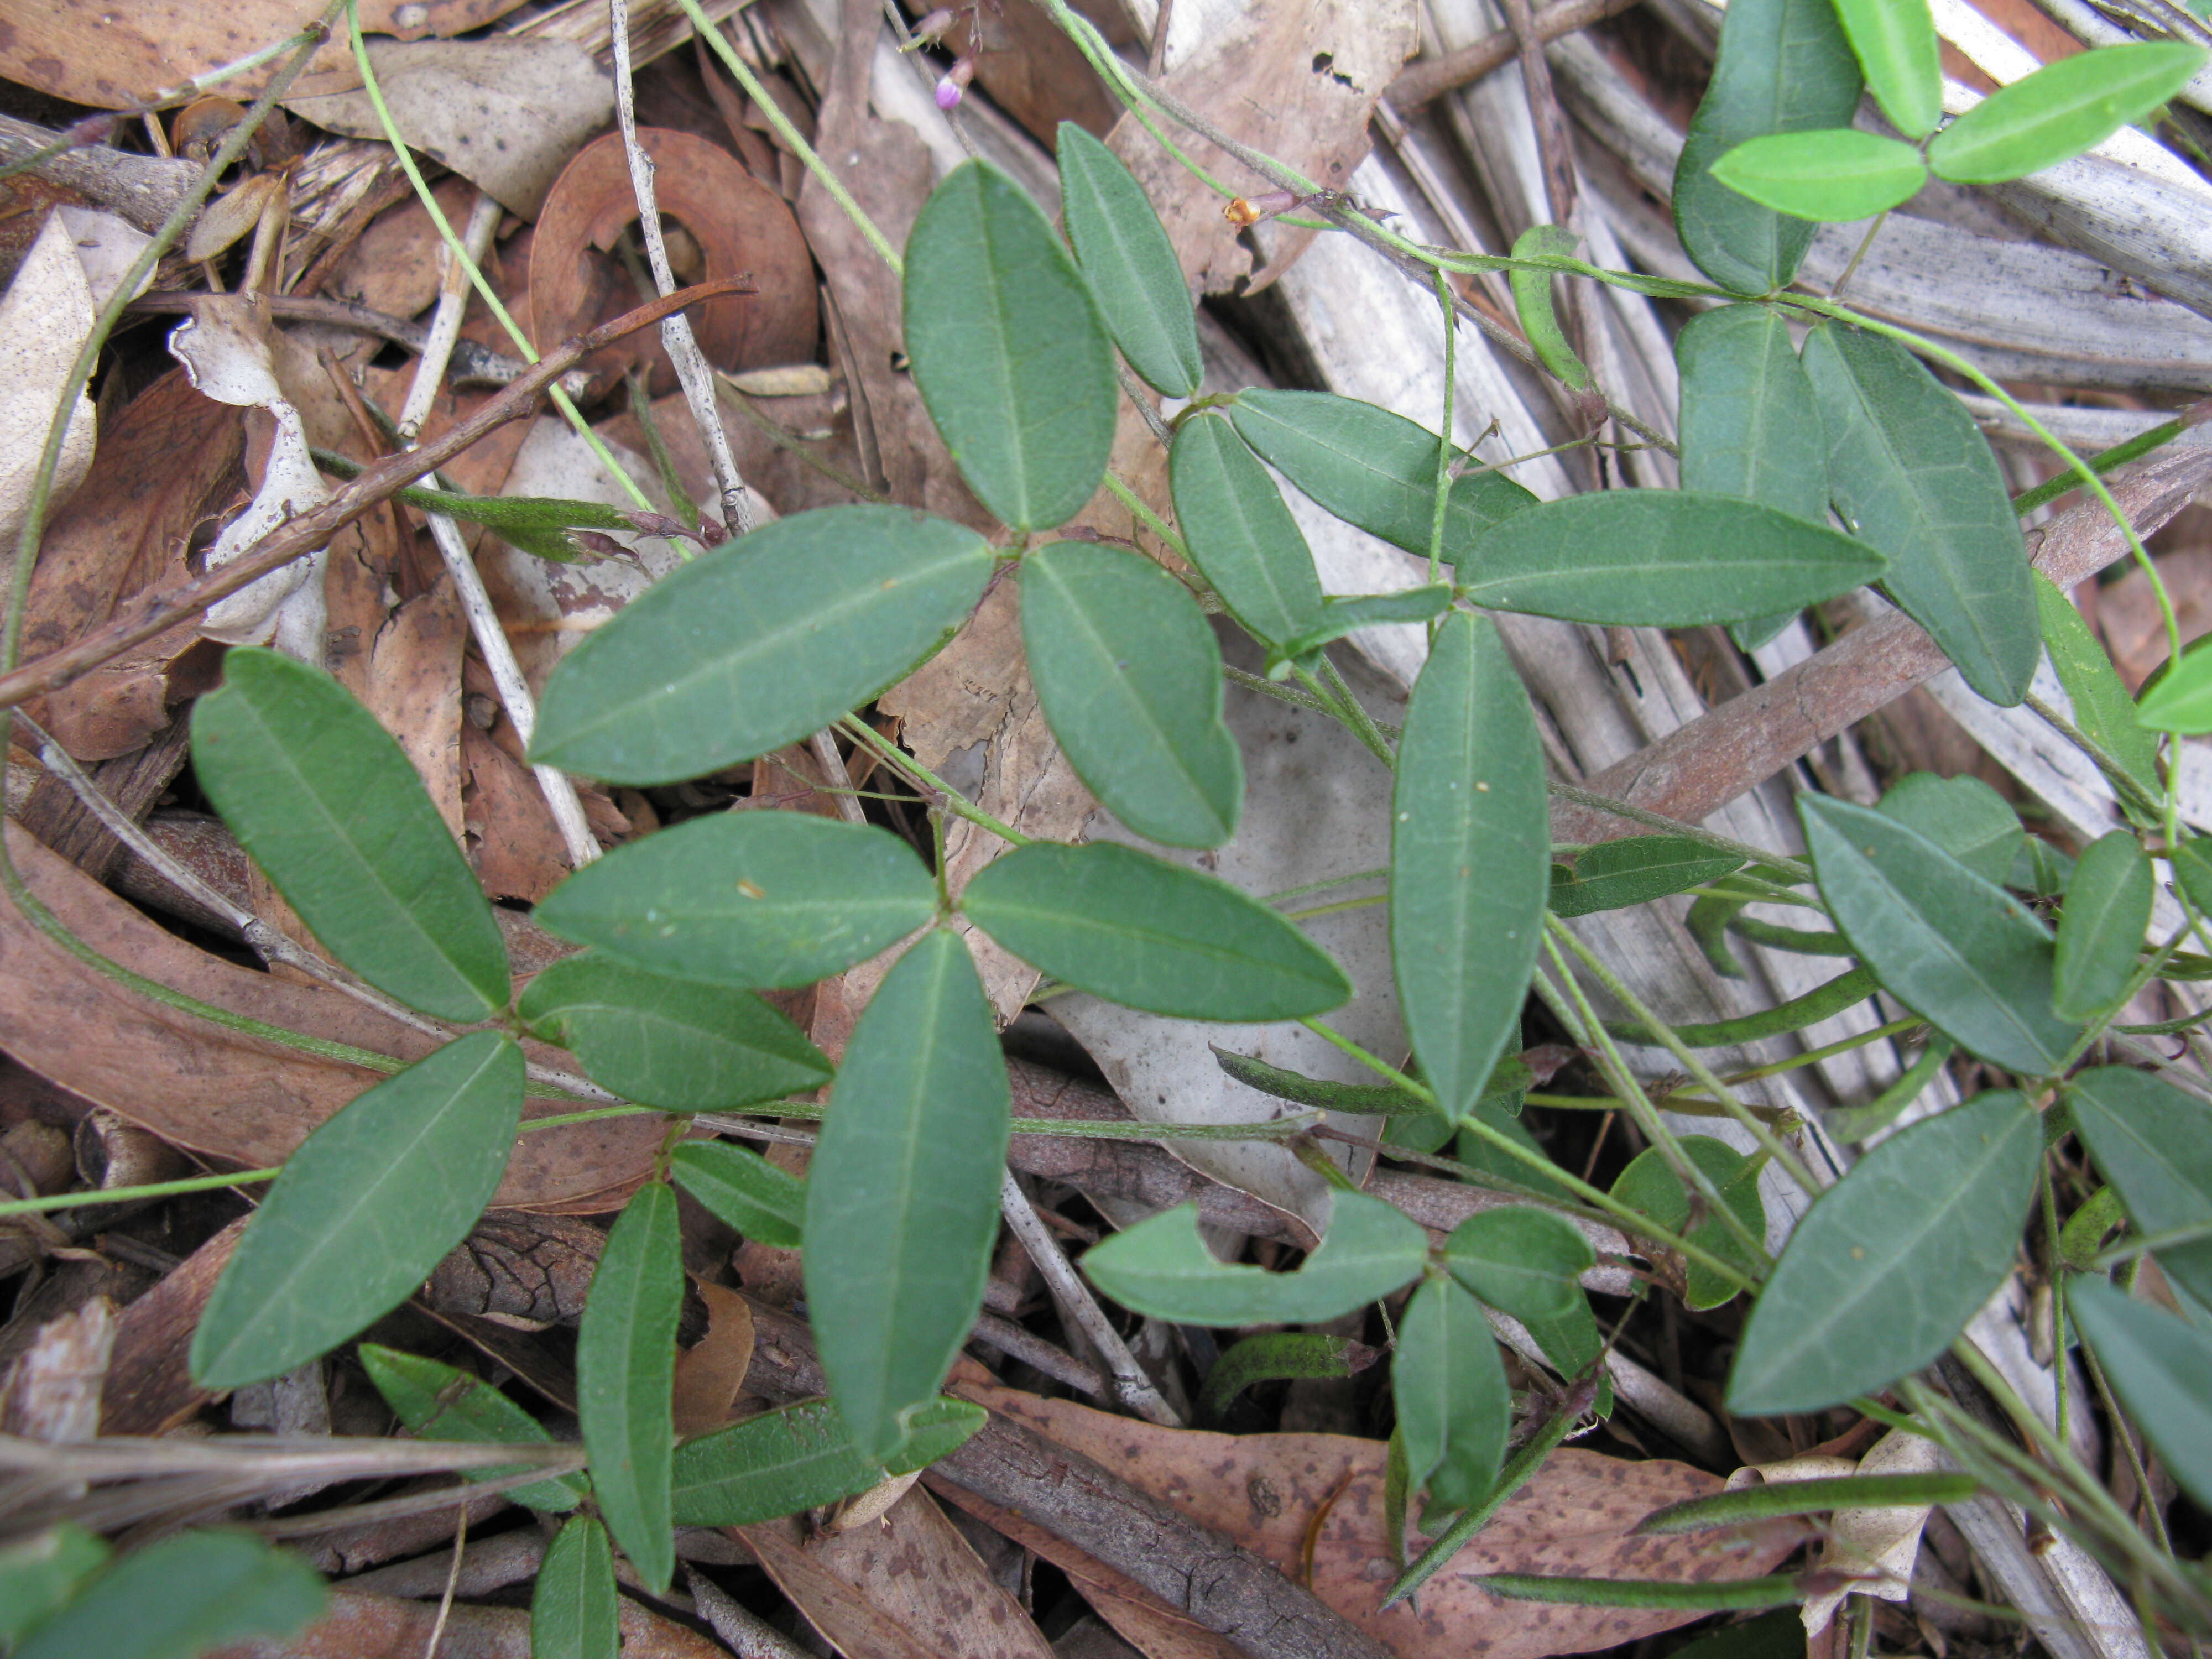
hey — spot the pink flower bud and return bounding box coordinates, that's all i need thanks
[936,57,974,110]
[912,7,956,41]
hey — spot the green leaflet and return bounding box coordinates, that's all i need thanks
[1170,414,1326,648]
[670,1140,808,1250]
[535,812,940,990]
[2034,573,2162,801]
[1442,1207,1595,1322]
[1928,43,2206,183]
[2136,637,2212,734]
[1550,836,1744,919]
[1801,795,2079,1074]
[1639,1473,1977,1533]
[531,1517,619,1659]
[2066,1274,2212,1510]
[1020,542,1243,849]
[1509,225,1595,392]
[671,1396,985,1525]
[2066,1067,2212,1307]
[2053,833,2152,1019]
[1213,1046,1532,1117]
[1802,322,2038,706]
[12,1531,324,1659]
[1876,771,2023,886]
[1275,586,1456,665]
[518,952,831,1111]
[1056,123,1202,398]
[1728,1091,2041,1414]
[1392,612,1550,1121]
[1081,1190,1430,1324]
[1227,388,1537,561]
[2011,837,2073,898]
[1610,1138,1765,1310]
[191,647,508,1021]
[1395,1276,1511,1514]
[2171,836,2212,921]
[1520,1292,1612,1415]
[1454,491,1885,625]
[805,931,1010,1459]
[1710,130,1927,221]
[0,1528,108,1648]
[577,1181,683,1594]
[1199,1333,1370,1416]
[1672,0,1863,293]
[358,1344,589,1510]
[962,841,1351,1022]
[531,506,995,784]
[1473,1574,1803,1611]
[192,1032,523,1390]
[905,159,1117,529]
[1833,0,1944,136]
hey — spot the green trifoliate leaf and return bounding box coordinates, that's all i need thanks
[1928,43,2206,183]
[12,1533,323,1659]
[1610,1138,1765,1310]
[577,1181,684,1594]
[1056,123,1202,398]
[1710,130,1927,221]
[2034,573,2161,806]
[1169,413,1326,649]
[1875,771,2022,886]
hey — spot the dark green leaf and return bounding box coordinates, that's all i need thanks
[2065,1274,2212,1509]
[535,812,940,990]
[1710,130,1927,220]
[2053,833,2151,1019]
[12,1531,324,1659]
[962,841,1350,1021]
[1728,1091,2041,1413]
[2170,836,2212,920]
[519,952,830,1111]
[2036,575,2162,800]
[531,1517,619,1659]
[1509,225,1595,391]
[1639,1473,1979,1533]
[905,159,1116,529]
[192,1032,523,1389]
[1455,491,1885,625]
[1802,322,2038,705]
[1550,836,1744,918]
[1021,542,1241,849]
[1056,123,1201,398]
[0,1527,108,1647]
[532,507,994,784]
[1199,1333,1370,1416]
[1227,389,1537,561]
[1472,1574,1802,1611]
[577,1181,683,1593]
[1395,1276,1511,1512]
[806,931,1009,1459]
[1610,1138,1765,1310]
[1673,0,1863,293]
[1081,1191,1430,1324]
[1459,1101,1577,1203]
[670,1141,808,1250]
[1833,0,1944,135]
[358,1344,587,1510]
[1519,1292,1613,1415]
[1876,771,2023,886]
[1802,795,2078,1072]
[1275,586,1457,664]
[1650,1608,1807,1659]
[1213,1046,1532,1116]
[1392,612,1550,1120]
[672,1396,986,1525]
[1928,43,2206,182]
[2135,635,2212,734]
[1443,1207,1594,1321]
[1169,414,1325,646]
[191,647,508,1021]
[2067,1067,2212,1307]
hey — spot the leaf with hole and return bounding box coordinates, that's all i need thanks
[2066,1067,2212,1308]
[1056,123,1201,398]
[670,1141,808,1250]
[1443,1206,1596,1322]
[2066,1274,2212,1510]
[671,1396,985,1525]
[11,1531,324,1659]
[2053,834,2151,1019]
[1395,1276,1511,1515]
[359,1344,587,1511]
[1728,1091,2040,1413]
[531,1517,618,1659]
[1833,0,1944,135]
[1928,43,2206,182]
[962,840,1350,1021]
[1710,130,1927,221]
[1610,1138,1765,1310]
[1550,836,1745,919]
[805,931,1009,1459]
[577,1181,683,1594]
[191,647,508,1021]
[535,812,940,990]
[1020,541,1241,849]
[1876,772,2022,886]
[1169,414,1326,648]
[191,1032,521,1390]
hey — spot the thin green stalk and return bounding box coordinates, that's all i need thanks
[1316,653,1398,765]
[1264,867,1390,905]
[747,1097,1323,1141]
[2011,410,2204,516]
[2055,916,2195,1073]
[1721,915,1853,957]
[1288,660,1395,767]
[1383,1399,1581,1606]
[837,715,1031,847]
[2077,1334,2174,1554]
[1225,665,1384,726]
[2022,691,2166,820]
[2041,1163,2069,1460]
[1427,267,1457,596]
[0,1166,280,1218]
[1100,471,1192,562]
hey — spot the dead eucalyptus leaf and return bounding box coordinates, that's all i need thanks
[0,213,99,559]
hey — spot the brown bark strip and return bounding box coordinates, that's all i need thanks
[1385,0,1642,112]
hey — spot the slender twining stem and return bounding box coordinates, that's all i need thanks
[837,715,1031,846]
[1427,266,1458,596]
[1383,1396,1582,1606]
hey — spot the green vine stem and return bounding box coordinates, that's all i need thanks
[1603,965,1876,1051]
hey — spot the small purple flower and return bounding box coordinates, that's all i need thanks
[936,57,974,110]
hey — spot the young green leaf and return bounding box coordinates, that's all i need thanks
[805,931,1010,1459]
[1610,1138,1765,1310]
[191,646,508,1021]
[1709,130,1927,221]
[1673,0,1864,293]
[2053,833,2152,1019]
[531,506,995,784]
[1395,1276,1511,1513]
[1550,836,1745,919]
[1801,795,2080,1073]
[962,841,1351,1022]
[1801,322,2039,706]
[2065,1067,2212,1307]
[1928,42,2206,182]
[1728,1091,2040,1414]
[12,1531,324,1659]
[535,812,940,990]
[1169,414,1326,648]
[2035,574,2163,799]
[1274,587,1457,665]
[1833,0,1944,136]
[2135,636,2212,734]
[2065,1274,2212,1509]
[1509,225,1595,392]
[1081,1190,1430,1324]
[670,1140,808,1250]
[1392,612,1548,1121]
[358,1344,588,1510]
[1442,1207,1595,1322]
[577,1181,683,1594]
[1875,772,2023,886]
[1199,1333,1371,1416]
[671,1396,986,1525]
[1056,123,1202,398]
[0,1527,109,1648]
[1020,542,1242,849]
[192,1032,522,1390]
[905,159,1117,529]
[1227,389,1537,561]
[1637,1473,1979,1533]
[2010,836,2074,898]
[1455,491,1885,625]
[519,952,831,1112]
[531,1517,619,1659]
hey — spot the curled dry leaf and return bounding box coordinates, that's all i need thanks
[671,1280,757,1437]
